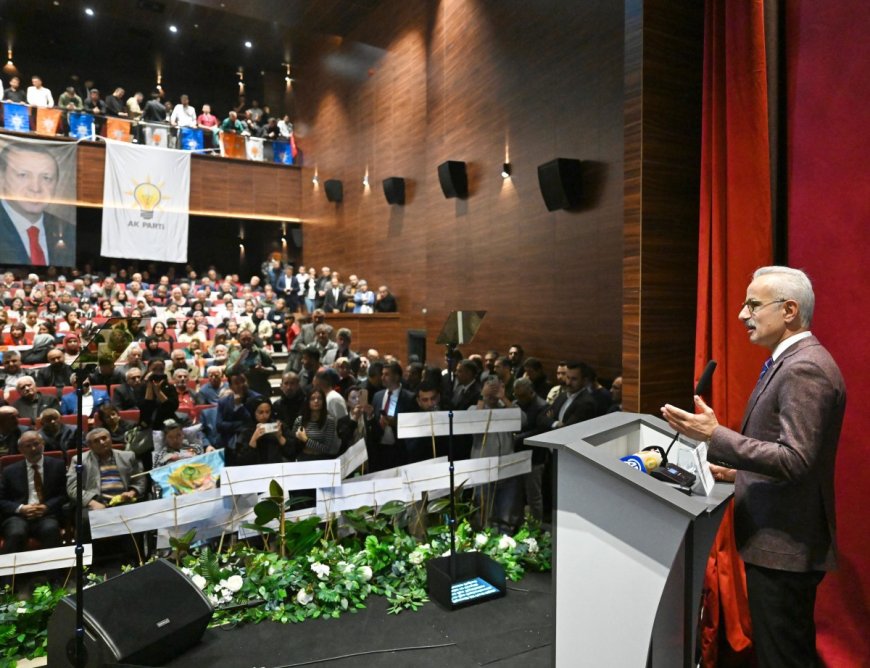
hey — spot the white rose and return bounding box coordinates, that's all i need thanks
[474,533,488,548]
[498,535,517,551]
[268,566,275,576]
[225,575,244,592]
[207,593,219,606]
[409,551,425,565]
[523,537,539,554]
[311,562,331,580]
[191,574,207,590]
[296,588,314,605]
[181,567,192,575]
[16,607,27,615]
[337,561,354,574]
[358,565,373,582]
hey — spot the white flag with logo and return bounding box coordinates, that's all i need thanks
[100,140,190,262]
[246,136,265,162]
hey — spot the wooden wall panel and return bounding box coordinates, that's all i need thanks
[297,0,626,382]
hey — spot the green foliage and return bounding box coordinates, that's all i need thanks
[0,583,67,664]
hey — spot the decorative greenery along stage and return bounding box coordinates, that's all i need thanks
[0,491,551,666]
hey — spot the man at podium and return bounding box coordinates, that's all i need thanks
[662,266,846,668]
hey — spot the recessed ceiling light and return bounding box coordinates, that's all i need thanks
[169,25,178,33]
[244,41,253,48]
[84,7,95,16]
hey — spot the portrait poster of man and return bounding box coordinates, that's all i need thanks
[0,134,77,267]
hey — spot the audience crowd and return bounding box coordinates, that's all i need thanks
[0,258,620,554]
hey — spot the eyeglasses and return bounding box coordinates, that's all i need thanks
[740,298,786,315]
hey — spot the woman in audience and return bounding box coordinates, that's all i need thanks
[237,399,292,465]
[151,321,175,344]
[56,309,81,334]
[337,384,371,452]
[177,318,205,344]
[9,297,26,319]
[142,335,170,363]
[292,388,340,460]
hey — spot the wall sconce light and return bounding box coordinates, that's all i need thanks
[501,162,512,178]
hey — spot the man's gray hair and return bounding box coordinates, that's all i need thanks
[86,427,110,444]
[483,375,503,389]
[513,377,534,394]
[753,266,815,327]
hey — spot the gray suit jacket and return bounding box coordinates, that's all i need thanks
[66,449,147,506]
[709,335,846,572]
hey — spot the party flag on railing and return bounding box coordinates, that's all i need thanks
[142,123,168,148]
[68,111,95,140]
[2,103,31,132]
[246,136,265,162]
[35,107,62,136]
[179,126,204,151]
[105,117,132,142]
[220,132,246,159]
[273,140,294,165]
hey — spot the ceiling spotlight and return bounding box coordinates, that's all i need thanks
[84,7,95,16]
[244,41,253,48]
[501,162,512,178]
[169,25,178,33]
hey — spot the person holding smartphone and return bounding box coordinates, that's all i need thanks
[237,399,290,465]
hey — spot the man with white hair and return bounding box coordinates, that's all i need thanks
[663,266,846,667]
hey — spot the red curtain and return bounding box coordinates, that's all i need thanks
[696,0,773,664]
[786,2,870,665]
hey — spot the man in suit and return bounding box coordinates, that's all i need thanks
[368,361,416,471]
[35,348,74,389]
[12,376,60,422]
[545,360,598,429]
[0,431,67,553]
[59,379,110,416]
[111,367,143,411]
[0,141,76,267]
[66,428,146,535]
[662,266,846,668]
[37,408,78,453]
[322,277,347,314]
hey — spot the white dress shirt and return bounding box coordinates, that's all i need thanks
[26,86,54,107]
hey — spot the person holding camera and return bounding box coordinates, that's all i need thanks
[137,359,179,429]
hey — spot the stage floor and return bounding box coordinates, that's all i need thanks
[163,571,553,668]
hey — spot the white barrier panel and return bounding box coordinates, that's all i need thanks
[319,477,411,514]
[0,544,93,576]
[397,407,522,438]
[405,451,532,497]
[89,489,258,539]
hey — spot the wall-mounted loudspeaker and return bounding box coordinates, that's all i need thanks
[383,177,406,205]
[537,158,583,211]
[48,560,213,668]
[437,161,468,199]
[324,179,343,203]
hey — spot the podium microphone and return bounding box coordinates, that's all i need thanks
[662,360,717,459]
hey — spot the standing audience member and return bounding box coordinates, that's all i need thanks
[238,400,291,465]
[292,389,339,460]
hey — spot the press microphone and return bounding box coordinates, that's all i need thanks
[652,360,717,489]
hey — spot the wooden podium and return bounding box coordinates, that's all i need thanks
[526,412,733,667]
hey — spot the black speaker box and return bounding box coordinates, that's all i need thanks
[537,158,583,211]
[48,559,213,667]
[324,179,343,203]
[437,160,468,199]
[382,177,406,205]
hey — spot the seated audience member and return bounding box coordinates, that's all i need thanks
[313,368,348,420]
[177,318,205,344]
[607,376,623,413]
[154,419,213,469]
[292,389,340,461]
[272,371,305,427]
[579,362,612,417]
[546,361,568,404]
[60,378,110,417]
[197,367,228,405]
[470,376,520,532]
[237,400,291,465]
[323,327,357,366]
[37,408,78,453]
[13,377,60,422]
[512,377,551,523]
[97,404,131,444]
[0,407,30,456]
[405,382,449,463]
[352,280,375,313]
[142,336,170,363]
[120,344,147,374]
[112,367,143,411]
[374,285,397,313]
[0,432,67,553]
[169,348,199,381]
[62,335,82,365]
[89,355,125,388]
[522,357,553,399]
[206,343,229,369]
[137,360,179,429]
[215,372,262,465]
[173,368,196,412]
[1,351,30,399]
[67,429,146,532]
[151,321,176,344]
[545,361,598,428]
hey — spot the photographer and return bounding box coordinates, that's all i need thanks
[137,359,178,428]
[236,399,291,465]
